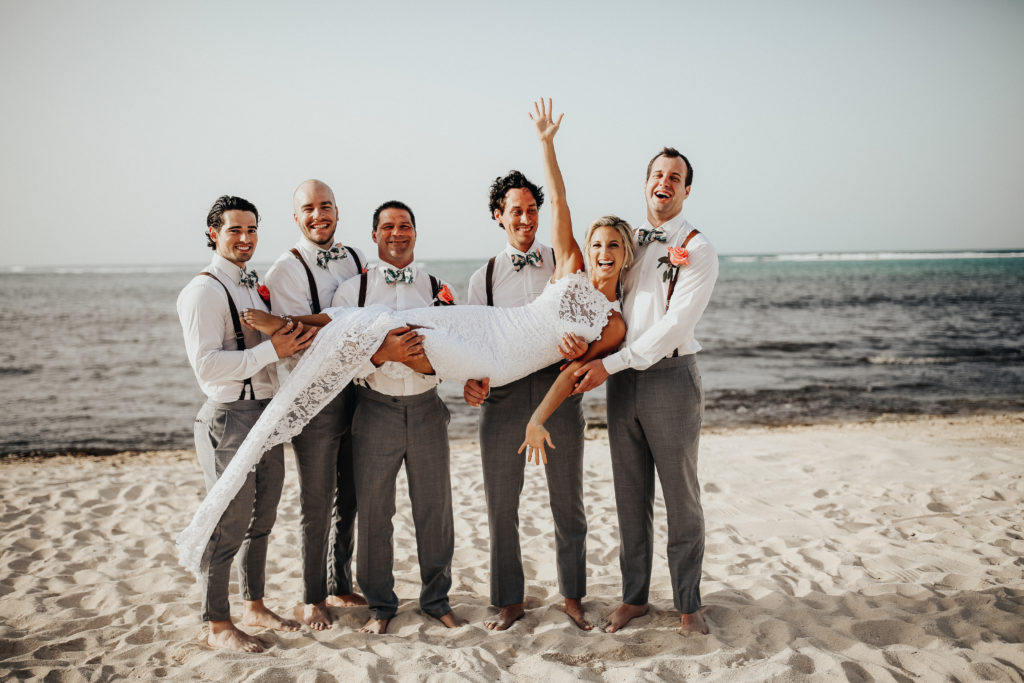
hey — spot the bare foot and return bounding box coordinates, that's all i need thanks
[601,602,649,633]
[325,592,368,608]
[436,611,466,628]
[679,609,709,635]
[207,620,264,653]
[241,308,286,335]
[564,598,593,631]
[240,599,301,632]
[359,617,390,634]
[294,601,332,631]
[485,603,525,631]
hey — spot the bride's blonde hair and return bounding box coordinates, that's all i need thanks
[585,215,635,272]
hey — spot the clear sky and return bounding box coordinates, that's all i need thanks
[1,0,1022,266]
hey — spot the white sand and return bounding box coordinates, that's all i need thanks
[1,414,1022,681]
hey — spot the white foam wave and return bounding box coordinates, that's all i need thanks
[725,251,1024,263]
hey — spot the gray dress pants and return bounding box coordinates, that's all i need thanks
[290,384,358,604]
[194,398,285,622]
[480,363,586,606]
[352,386,454,621]
[606,354,705,614]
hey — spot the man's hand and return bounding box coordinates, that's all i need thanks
[271,320,316,358]
[573,359,609,394]
[530,98,563,143]
[371,327,424,366]
[558,333,587,361]
[463,378,490,407]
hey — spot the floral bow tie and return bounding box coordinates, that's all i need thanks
[637,228,667,246]
[383,266,415,285]
[239,269,260,288]
[316,245,347,269]
[510,250,543,272]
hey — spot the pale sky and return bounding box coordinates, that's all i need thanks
[1,0,1021,266]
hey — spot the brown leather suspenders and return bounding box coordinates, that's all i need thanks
[665,229,700,311]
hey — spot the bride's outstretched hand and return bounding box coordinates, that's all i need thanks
[518,420,554,466]
[530,97,563,142]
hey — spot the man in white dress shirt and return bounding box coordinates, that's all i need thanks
[264,180,367,631]
[331,200,463,634]
[176,195,315,652]
[574,149,719,635]
[463,170,592,631]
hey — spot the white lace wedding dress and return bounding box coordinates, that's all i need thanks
[177,272,617,576]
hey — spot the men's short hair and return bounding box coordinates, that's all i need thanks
[372,200,416,231]
[205,195,259,249]
[488,170,544,227]
[646,147,693,187]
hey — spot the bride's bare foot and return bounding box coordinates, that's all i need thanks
[240,599,301,632]
[241,308,286,335]
[207,619,264,653]
[564,598,593,631]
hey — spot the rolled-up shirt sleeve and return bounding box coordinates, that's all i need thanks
[602,240,719,374]
[177,283,279,384]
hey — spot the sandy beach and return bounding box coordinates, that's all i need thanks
[1,414,1022,681]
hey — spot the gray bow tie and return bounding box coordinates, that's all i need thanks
[637,228,667,246]
[384,267,415,285]
[239,269,259,288]
[316,245,347,269]
[510,250,542,272]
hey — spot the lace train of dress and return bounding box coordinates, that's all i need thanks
[176,272,615,577]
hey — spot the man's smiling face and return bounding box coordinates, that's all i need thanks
[294,181,339,247]
[645,155,690,224]
[373,208,416,268]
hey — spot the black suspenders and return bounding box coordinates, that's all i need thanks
[290,245,363,315]
[198,272,255,400]
[357,269,444,307]
[485,247,555,306]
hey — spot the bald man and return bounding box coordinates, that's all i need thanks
[264,180,368,630]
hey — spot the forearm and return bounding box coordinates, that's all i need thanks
[527,361,581,429]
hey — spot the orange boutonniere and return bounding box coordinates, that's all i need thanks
[436,284,455,306]
[657,246,690,281]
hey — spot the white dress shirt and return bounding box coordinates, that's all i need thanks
[331,261,455,396]
[264,238,366,316]
[176,254,281,401]
[601,214,719,374]
[467,241,555,306]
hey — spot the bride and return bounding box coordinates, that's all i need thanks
[177,99,634,576]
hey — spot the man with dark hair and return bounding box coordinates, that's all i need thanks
[463,159,591,631]
[177,195,315,652]
[331,200,462,635]
[574,148,719,636]
[264,180,367,631]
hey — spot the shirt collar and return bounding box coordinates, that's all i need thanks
[503,241,544,258]
[639,213,688,241]
[375,260,420,274]
[296,237,343,256]
[210,253,247,285]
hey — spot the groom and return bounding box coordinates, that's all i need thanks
[264,180,367,631]
[574,148,719,635]
[176,195,314,652]
[331,200,462,634]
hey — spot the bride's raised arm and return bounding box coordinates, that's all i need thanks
[531,98,583,279]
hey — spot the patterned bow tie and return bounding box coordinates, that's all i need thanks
[316,245,347,269]
[383,266,415,285]
[239,269,259,288]
[510,250,543,272]
[637,228,667,246]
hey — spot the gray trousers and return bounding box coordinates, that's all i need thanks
[480,364,586,606]
[607,354,705,614]
[194,398,285,622]
[352,385,453,621]
[290,385,358,604]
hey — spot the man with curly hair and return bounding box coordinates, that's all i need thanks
[463,162,592,631]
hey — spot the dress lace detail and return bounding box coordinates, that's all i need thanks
[176,272,615,577]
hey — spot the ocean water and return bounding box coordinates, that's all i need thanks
[1,252,1022,455]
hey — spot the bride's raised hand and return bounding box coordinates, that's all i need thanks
[517,420,554,466]
[530,97,563,142]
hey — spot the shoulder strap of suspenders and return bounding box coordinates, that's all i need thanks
[289,248,321,314]
[358,271,369,307]
[485,256,496,306]
[198,272,255,400]
[665,229,700,312]
[429,274,442,306]
[343,245,363,274]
